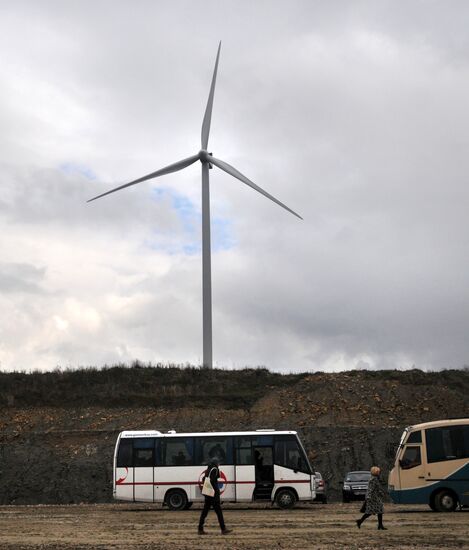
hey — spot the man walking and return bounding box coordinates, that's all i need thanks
[198,457,232,535]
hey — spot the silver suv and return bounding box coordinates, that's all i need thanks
[314,471,327,503]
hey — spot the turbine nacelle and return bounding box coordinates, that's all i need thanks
[198,149,212,163]
[199,149,213,168]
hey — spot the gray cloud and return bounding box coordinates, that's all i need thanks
[1,1,469,371]
[0,262,46,294]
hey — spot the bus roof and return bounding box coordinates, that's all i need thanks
[406,418,469,431]
[119,430,298,438]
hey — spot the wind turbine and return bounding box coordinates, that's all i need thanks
[88,42,302,369]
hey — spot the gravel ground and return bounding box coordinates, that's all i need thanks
[0,502,467,549]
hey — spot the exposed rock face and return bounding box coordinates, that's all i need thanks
[0,366,468,503]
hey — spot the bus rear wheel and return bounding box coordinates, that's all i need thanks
[276,488,296,509]
[433,490,457,512]
[166,489,188,511]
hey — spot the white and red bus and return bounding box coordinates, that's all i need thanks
[113,429,316,509]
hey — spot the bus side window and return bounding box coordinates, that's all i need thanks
[463,426,469,458]
[426,426,469,463]
[154,439,162,466]
[236,436,252,465]
[196,437,233,465]
[133,438,155,468]
[117,438,133,467]
[400,446,421,469]
[134,448,153,467]
[274,439,286,468]
[162,437,194,466]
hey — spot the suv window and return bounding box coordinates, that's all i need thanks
[345,472,371,482]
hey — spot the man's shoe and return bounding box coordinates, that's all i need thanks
[356,520,361,529]
[221,529,232,535]
[378,526,387,530]
[198,529,207,535]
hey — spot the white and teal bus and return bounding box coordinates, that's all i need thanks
[113,429,316,509]
[388,419,469,511]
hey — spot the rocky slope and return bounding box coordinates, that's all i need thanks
[0,366,468,503]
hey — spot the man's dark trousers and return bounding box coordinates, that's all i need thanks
[198,494,226,531]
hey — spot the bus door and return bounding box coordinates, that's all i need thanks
[133,438,155,502]
[398,443,425,501]
[253,446,274,500]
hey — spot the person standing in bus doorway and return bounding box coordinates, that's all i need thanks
[198,457,232,535]
[356,466,387,530]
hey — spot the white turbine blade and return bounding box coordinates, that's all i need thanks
[201,41,221,150]
[87,154,200,202]
[209,155,303,220]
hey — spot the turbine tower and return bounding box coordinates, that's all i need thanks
[88,42,302,368]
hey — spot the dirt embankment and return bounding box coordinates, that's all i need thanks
[0,366,468,504]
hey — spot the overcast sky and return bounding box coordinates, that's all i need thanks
[1,0,469,372]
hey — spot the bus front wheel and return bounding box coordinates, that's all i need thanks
[276,488,296,509]
[166,489,188,511]
[433,490,458,512]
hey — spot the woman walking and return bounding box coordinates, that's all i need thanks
[198,457,232,535]
[356,466,387,530]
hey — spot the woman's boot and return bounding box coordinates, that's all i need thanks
[377,514,387,530]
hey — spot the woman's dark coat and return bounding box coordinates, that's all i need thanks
[364,476,385,514]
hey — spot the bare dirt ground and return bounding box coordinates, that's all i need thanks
[0,503,467,549]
